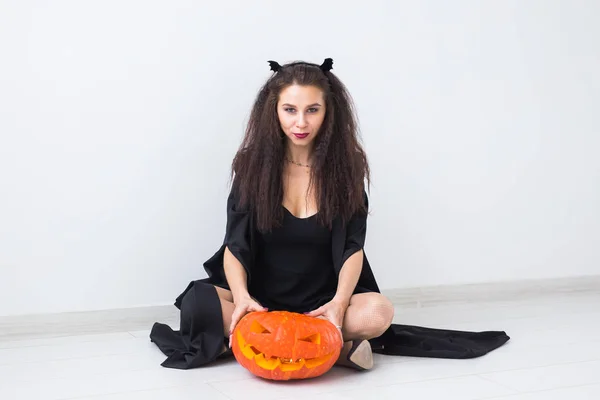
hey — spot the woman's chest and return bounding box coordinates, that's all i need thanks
[282,172,318,218]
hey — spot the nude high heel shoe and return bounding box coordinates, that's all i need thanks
[342,339,374,371]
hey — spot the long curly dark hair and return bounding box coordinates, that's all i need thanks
[231,58,370,232]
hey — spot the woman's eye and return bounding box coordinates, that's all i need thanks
[284,107,319,114]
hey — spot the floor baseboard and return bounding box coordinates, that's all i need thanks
[383,274,600,307]
[1,275,599,342]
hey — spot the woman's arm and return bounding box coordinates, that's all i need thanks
[223,246,252,303]
[306,250,363,341]
[224,245,266,344]
[333,189,368,306]
[332,249,363,308]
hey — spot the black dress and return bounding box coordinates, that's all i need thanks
[250,206,371,313]
[149,189,510,369]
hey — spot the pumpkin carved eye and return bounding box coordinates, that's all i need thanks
[298,333,320,345]
[250,321,271,334]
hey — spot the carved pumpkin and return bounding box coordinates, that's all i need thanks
[231,311,342,380]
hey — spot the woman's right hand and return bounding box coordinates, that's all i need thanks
[228,296,267,348]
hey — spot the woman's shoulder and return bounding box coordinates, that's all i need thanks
[226,182,250,213]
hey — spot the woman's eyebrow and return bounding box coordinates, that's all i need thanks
[281,103,322,108]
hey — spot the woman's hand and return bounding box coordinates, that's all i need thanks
[305,299,348,345]
[228,296,267,348]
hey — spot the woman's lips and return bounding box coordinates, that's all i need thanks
[293,133,309,139]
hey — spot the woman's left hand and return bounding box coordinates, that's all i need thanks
[305,299,348,345]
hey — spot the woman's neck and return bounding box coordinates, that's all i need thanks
[286,143,314,166]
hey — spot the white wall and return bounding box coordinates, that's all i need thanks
[1,0,598,316]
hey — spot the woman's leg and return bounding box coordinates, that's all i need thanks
[336,292,395,370]
[213,286,236,354]
[214,286,235,335]
[341,292,395,340]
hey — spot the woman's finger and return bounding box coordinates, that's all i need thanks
[229,304,248,335]
[336,325,344,346]
[228,306,247,348]
[248,301,267,312]
[304,306,325,317]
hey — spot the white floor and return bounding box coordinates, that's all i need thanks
[1,291,600,400]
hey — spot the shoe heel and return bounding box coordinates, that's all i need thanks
[347,340,374,371]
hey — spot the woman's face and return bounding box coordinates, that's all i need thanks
[277,84,326,150]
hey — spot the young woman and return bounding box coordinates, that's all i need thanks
[150,59,510,371]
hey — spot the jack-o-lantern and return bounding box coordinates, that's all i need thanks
[231,311,342,380]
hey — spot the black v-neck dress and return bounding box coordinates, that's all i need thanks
[249,207,343,313]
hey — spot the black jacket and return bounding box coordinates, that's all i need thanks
[149,189,510,369]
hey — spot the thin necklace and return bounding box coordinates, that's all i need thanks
[285,157,311,168]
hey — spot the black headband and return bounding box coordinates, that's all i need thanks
[268,58,334,73]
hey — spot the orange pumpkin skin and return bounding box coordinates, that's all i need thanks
[231,311,342,380]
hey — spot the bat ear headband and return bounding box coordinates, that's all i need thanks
[268,58,334,73]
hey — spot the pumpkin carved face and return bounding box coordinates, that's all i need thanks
[231,311,342,380]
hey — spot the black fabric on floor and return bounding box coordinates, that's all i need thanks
[150,280,510,369]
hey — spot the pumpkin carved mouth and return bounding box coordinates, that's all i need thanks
[236,329,335,371]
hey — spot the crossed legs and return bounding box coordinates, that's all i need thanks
[213,286,395,369]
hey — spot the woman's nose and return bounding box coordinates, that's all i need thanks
[296,114,308,128]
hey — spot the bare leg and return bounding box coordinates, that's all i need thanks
[213,286,235,354]
[335,293,395,370]
[214,286,235,334]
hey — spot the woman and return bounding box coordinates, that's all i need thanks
[150,59,510,371]
[224,57,393,371]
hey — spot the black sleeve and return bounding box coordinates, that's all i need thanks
[223,188,254,280]
[340,190,369,268]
